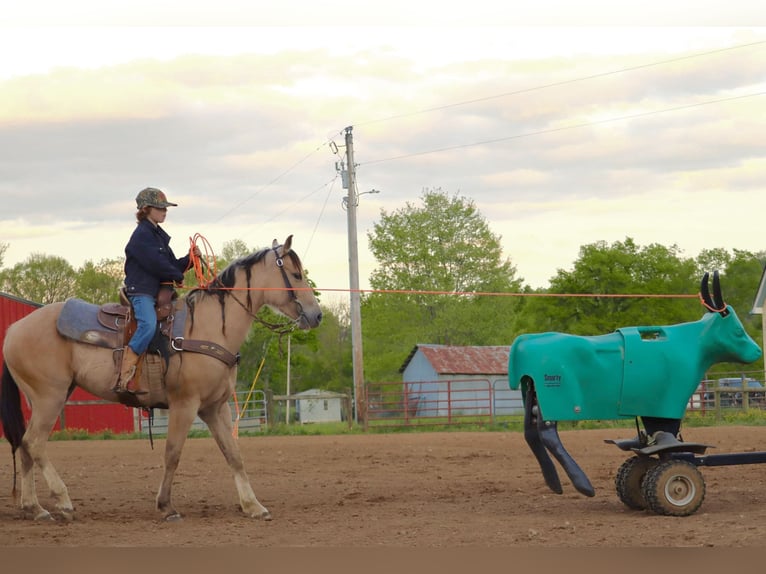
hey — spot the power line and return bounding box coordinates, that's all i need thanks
[354,40,766,127]
[304,174,339,261]
[215,39,765,233]
[212,138,333,223]
[254,175,339,227]
[361,90,766,166]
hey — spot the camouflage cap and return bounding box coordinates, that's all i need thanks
[135,187,178,209]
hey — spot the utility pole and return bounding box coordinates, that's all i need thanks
[344,126,367,426]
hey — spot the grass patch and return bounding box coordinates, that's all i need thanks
[12,409,766,443]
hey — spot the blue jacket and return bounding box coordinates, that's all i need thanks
[124,219,190,298]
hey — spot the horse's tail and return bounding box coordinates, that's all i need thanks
[1,362,25,454]
[1,362,24,495]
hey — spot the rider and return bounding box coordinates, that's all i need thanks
[113,187,200,395]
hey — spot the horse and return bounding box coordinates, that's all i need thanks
[0,235,322,522]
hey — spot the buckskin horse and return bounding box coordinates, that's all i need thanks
[0,235,322,521]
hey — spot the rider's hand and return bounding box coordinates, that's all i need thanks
[192,246,202,258]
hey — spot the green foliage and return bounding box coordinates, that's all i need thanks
[0,253,77,304]
[75,258,123,304]
[363,188,523,381]
[368,188,520,295]
[258,422,357,436]
[49,428,118,440]
[518,238,701,335]
[219,238,252,265]
[0,252,124,305]
[700,249,765,374]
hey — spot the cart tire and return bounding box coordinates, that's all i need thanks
[615,456,658,510]
[643,459,706,516]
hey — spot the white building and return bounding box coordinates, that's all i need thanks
[295,389,345,423]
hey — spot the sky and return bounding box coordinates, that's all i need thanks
[2,2,765,306]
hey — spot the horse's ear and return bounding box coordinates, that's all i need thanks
[283,235,293,253]
[272,238,279,249]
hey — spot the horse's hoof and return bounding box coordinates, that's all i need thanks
[261,511,272,521]
[56,510,75,522]
[32,510,54,521]
[164,512,183,522]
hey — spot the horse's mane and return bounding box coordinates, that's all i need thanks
[184,245,303,333]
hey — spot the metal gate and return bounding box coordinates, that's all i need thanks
[137,389,268,436]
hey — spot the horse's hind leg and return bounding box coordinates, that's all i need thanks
[16,442,50,521]
[199,400,271,520]
[21,405,75,521]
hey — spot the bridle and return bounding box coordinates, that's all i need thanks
[272,243,306,320]
[227,244,307,333]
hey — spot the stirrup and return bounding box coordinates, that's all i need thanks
[112,366,147,395]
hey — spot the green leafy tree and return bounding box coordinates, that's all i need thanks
[699,248,765,374]
[75,258,124,304]
[219,238,251,266]
[363,188,523,381]
[517,238,699,336]
[300,300,352,393]
[0,253,77,304]
[368,188,519,294]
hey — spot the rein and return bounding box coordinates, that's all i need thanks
[223,243,305,336]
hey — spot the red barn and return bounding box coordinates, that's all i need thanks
[1,292,136,434]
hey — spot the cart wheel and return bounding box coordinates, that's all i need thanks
[642,459,706,516]
[615,456,658,510]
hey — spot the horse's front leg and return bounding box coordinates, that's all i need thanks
[156,400,199,521]
[199,400,271,520]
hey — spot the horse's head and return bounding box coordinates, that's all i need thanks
[196,235,323,333]
[264,235,323,330]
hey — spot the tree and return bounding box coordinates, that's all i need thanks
[219,238,251,265]
[0,253,77,304]
[363,188,523,381]
[368,188,519,294]
[75,258,124,304]
[700,248,765,374]
[0,242,7,268]
[517,238,699,336]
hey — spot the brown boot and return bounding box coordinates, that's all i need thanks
[112,347,146,395]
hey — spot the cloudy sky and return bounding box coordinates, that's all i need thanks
[2,2,765,305]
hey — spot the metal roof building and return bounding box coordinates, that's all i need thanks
[399,344,522,417]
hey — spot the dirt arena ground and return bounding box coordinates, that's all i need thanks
[1,426,765,548]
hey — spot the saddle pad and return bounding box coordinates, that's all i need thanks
[58,297,188,350]
[57,298,106,341]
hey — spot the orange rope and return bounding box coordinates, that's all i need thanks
[310,288,701,299]
[188,233,218,288]
[175,239,701,300]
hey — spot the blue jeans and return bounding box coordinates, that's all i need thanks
[128,294,156,355]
